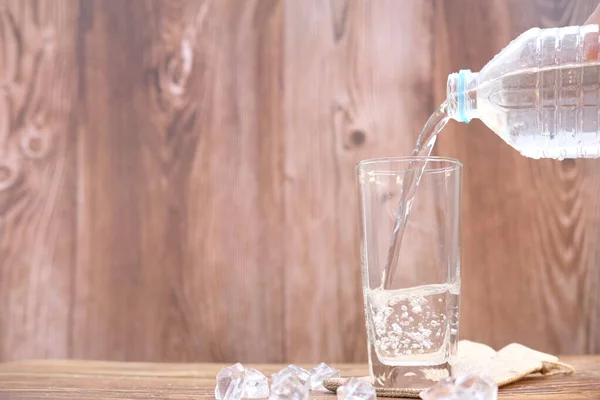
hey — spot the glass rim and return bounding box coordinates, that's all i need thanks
[357,156,462,174]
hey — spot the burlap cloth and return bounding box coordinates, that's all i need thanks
[323,340,575,398]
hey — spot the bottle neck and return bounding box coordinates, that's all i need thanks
[447,69,479,123]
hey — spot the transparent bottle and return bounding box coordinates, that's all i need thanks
[447,25,600,159]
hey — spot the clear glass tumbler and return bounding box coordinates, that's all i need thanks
[357,157,462,389]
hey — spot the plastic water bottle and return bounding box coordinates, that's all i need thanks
[447,25,600,159]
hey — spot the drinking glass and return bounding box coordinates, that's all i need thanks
[357,157,462,389]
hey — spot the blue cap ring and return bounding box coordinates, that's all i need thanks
[457,69,470,123]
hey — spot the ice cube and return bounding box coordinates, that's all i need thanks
[269,374,308,400]
[308,362,341,391]
[215,363,246,400]
[419,372,498,400]
[336,377,376,400]
[242,368,270,399]
[271,365,310,387]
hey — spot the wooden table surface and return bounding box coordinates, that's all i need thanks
[0,357,599,399]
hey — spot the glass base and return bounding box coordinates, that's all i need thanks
[370,359,452,389]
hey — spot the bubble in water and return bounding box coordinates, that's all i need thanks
[368,281,458,361]
[410,296,427,306]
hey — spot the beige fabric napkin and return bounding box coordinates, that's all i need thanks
[323,340,575,398]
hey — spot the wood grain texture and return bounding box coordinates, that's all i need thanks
[0,0,77,361]
[282,0,435,363]
[1,359,600,399]
[1,0,600,363]
[183,0,285,363]
[73,0,285,362]
[73,0,211,362]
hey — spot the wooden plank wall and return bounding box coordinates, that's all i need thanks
[0,0,599,363]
